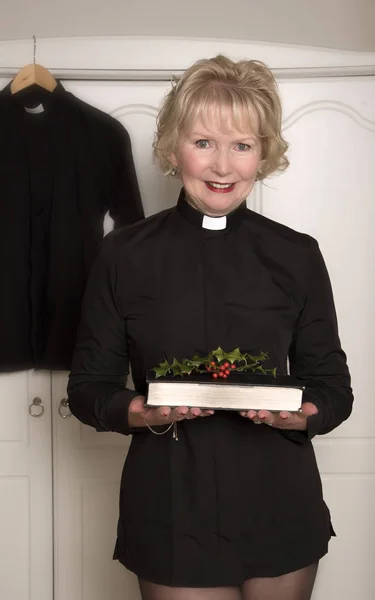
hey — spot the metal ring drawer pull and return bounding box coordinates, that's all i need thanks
[29,397,44,417]
[58,398,72,418]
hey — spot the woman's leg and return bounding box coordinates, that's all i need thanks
[138,579,242,600]
[241,563,318,600]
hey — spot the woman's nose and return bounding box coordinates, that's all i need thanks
[211,150,232,177]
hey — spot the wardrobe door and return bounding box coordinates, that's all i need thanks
[250,76,375,600]
[52,76,375,600]
[52,372,140,600]
[0,370,53,600]
[51,81,176,600]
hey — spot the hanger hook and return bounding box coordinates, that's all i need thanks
[33,35,36,64]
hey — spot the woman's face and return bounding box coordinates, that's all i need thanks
[171,111,262,216]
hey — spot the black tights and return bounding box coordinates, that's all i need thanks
[139,563,318,600]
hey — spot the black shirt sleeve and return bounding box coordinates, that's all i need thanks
[283,237,353,444]
[67,235,139,435]
[108,120,144,228]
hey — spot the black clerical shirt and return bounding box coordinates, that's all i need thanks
[68,191,353,443]
[0,82,144,371]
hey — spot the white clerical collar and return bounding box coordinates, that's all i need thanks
[24,103,45,114]
[202,215,227,230]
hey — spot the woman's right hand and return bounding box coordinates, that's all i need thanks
[128,395,214,428]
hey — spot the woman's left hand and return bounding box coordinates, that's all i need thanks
[239,401,318,430]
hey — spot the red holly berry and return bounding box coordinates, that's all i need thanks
[223,374,228,378]
[212,373,218,379]
[219,372,224,377]
[231,364,236,369]
[210,361,216,366]
[220,365,226,371]
[225,369,230,376]
[206,366,211,371]
[224,362,229,368]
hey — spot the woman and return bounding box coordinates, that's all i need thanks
[68,55,353,600]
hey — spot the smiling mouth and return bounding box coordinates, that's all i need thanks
[205,181,235,192]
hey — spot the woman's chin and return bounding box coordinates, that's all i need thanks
[201,196,243,216]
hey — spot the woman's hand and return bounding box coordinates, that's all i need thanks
[128,395,214,428]
[239,402,318,431]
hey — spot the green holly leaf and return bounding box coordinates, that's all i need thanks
[152,358,174,378]
[222,347,244,364]
[179,365,194,375]
[212,347,244,364]
[245,352,268,363]
[170,358,184,376]
[186,354,210,368]
[235,364,251,372]
[267,367,277,378]
[153,366,169,378]
[212,346,226,364]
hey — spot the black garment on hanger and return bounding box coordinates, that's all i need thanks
[0,81,144,371]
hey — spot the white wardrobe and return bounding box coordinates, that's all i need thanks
[0,36,374,600]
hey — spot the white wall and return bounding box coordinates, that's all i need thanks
[0,0,374,52]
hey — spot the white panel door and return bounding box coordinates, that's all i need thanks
[261,76,375,600]
[0,75,54,600]
[52,81,175,600]
[53,77,375,600]
[52,372,141,600]
[0,369,53,600]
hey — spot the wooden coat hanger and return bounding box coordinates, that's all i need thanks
[10,36,57,95]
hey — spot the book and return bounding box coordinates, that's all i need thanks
[146,372,304,412]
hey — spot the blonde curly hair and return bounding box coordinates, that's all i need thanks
[153,55,289,181]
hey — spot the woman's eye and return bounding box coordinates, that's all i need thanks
[235,143,251,152]
[196,140,210,149]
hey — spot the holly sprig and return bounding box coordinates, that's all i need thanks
[152,347,277,379]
